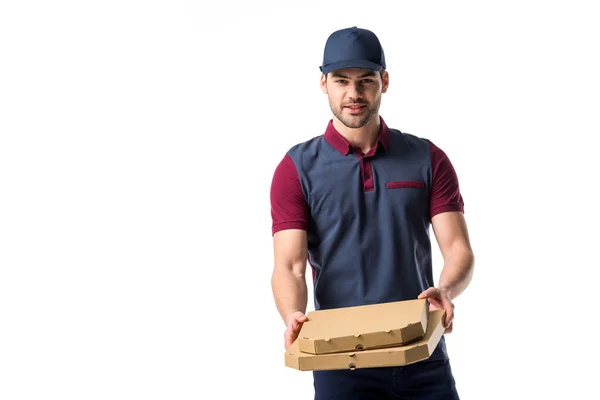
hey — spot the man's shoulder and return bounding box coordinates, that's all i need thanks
[286,134,326,155]
[388,127,433,154]
[389,127,431,145]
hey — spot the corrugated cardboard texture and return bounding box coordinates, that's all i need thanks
[285,309,446,371]
[297,299,428,355]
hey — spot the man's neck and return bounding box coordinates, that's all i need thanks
[332,115,381,154]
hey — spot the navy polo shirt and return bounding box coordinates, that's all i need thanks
[270,116,464,361]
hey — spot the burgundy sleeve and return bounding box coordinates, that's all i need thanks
[429,141,465,219]
[270,154,309,235]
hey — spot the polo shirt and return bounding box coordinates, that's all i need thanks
[270,116,465,361]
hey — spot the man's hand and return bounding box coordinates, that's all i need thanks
[418,287,454,334]
[284,311,308,349]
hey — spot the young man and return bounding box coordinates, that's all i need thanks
[270,26,474,400]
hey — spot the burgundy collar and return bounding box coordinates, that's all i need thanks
[324,116,390,155]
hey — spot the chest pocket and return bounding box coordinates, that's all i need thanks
[385,180,429,214]
[386,180,425,189]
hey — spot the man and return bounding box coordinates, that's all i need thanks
[270,26,474,400]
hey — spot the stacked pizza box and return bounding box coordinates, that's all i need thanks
[285,299,446,371]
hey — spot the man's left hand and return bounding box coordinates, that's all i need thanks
[418,287,454,334]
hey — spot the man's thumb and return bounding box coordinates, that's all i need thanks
[418,287,435,299]
[297,314,308,322]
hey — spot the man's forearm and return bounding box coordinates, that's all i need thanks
[271,266,308,324]
[438,247,475,300]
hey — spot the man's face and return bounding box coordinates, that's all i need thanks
[321,68,389,129]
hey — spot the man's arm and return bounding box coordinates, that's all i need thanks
[271,229,309,349]
[270,153,311,348]
[432,211,474,300]
[419,211,475,332]
[419,141,474,332]
[272,229,308,322]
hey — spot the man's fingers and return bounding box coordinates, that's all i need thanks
[288,313,307,333]
[418,287,439,299]
[444,314,454,329]
[284,327,298,349]
[417,288,455,332]
[293,317,306,328]
[284,314,307,349]
[442,298,455,328]
[287,312,307,327]
[445,308,454,327]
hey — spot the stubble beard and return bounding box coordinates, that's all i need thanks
[329,95,381,129]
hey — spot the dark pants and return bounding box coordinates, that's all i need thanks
[313,359,459,400]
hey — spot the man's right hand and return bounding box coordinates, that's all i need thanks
[284,311,308,350]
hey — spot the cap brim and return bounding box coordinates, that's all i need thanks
[320,59,383,75]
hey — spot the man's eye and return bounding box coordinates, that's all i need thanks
[362,79,373,83]
[335,80,346,84]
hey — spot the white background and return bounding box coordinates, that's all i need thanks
[1,1,599,399]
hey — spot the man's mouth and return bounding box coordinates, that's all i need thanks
[344,104,366,114]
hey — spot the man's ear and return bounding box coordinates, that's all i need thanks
[320,73,328,94]
[381,71,389,93]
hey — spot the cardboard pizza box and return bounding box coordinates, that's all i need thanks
[285,309,446,371]
[297,299,428,355]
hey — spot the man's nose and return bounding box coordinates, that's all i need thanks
[346,83,361,99]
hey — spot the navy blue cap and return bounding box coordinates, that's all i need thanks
[320,26,386,75]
